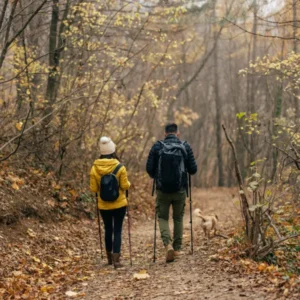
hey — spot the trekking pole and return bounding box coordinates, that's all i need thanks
[189,174,194,254]
[95,193,103,260]
[152,180,157,263]
[153,211,157,263]
[126,190,133,267]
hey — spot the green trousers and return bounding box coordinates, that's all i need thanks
[156,189,186,251]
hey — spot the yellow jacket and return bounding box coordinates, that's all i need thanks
[90,159,130,210]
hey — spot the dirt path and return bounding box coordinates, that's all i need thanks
[82,189,277,300]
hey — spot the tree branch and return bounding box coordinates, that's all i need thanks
[0,0,9,31]
[176,26,224,98]
[0,86,88,153]
[0,102,32,162]
[265,213,282,240]
[222,124,253,238]
[270,142,300,170]
[224,17,300,41]
[0,0,47,69]
[274,233,300,246]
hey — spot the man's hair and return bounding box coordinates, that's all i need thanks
[165,123,178,134]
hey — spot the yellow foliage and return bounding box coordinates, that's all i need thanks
[15,122,23,131]
[174,106,199,127]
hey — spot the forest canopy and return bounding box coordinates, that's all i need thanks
[0,0,299,188]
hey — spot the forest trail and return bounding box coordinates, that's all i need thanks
[81,189,277,300]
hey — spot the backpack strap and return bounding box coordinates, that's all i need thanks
[179,141,187,156]
[158,141,165,155]
[112,163,124,175]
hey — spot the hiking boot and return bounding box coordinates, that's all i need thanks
[106,251,112,265]
[165,244,174,263]
[174,250,184,257]
[112,253,123,269]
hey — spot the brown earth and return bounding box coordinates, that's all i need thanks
[0,188,298,299]
[81,188,296,300]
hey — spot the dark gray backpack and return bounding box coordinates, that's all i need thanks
[100,164,123,201]
[157,142,187,193]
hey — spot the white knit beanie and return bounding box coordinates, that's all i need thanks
[99,136,116,155]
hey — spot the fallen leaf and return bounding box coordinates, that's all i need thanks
[69,189,78,197]
[47,199,56,207]
[40,285,54,293]
[133,270,150,280]
[60,202,68,208]
[13,271,22,277]
[32,256,41,263]
[65,291,78,297]
[208,254,219,262]
[27,228,37,238]
[12,182,19,190]
[17,178,25,185]
[53,184,61,190]
[257,263,268,272]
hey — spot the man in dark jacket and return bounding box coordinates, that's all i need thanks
[146,123,197,262]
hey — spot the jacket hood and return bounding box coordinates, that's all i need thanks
[92,159,119,176]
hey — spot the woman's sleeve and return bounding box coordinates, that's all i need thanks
[90,166,99,193]
[119,166,131,190]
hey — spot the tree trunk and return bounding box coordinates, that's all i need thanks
[272,35,286,180]
[0,0,19,70]
[247,0,258,164]
[0,0,9,31]
[293,0,299,118]
[213,0,224,186]
[222,125,252,239]
[43,0,70,130]
[44,0,59,128]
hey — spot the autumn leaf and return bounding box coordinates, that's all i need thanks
[65,291,78,297]
[15,122,23,131]
[41,285,54,293]
[32,256,41,263]
[208,254,220,262]
[257,262,268,272]
[13,271,23,277]
[18,179,25,185]
[27,228,37,238]
[133,270,150,280]
[47,199,56,208]
[53,184,61,190]
[8,174,24,185]
[12,182,19,190]
[60,202,68,208]
[69,189,78,197]
[54,141,60,151]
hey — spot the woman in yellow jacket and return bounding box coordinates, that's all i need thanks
[90,137,130,269]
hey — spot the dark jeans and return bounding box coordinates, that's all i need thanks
[100,206,126,253]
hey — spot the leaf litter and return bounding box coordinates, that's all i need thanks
[0,186,299,299]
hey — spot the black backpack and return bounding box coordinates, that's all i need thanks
[157,141,187,193]
[100,163,123,202]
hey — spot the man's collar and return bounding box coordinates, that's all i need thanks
[165,134,178,140]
